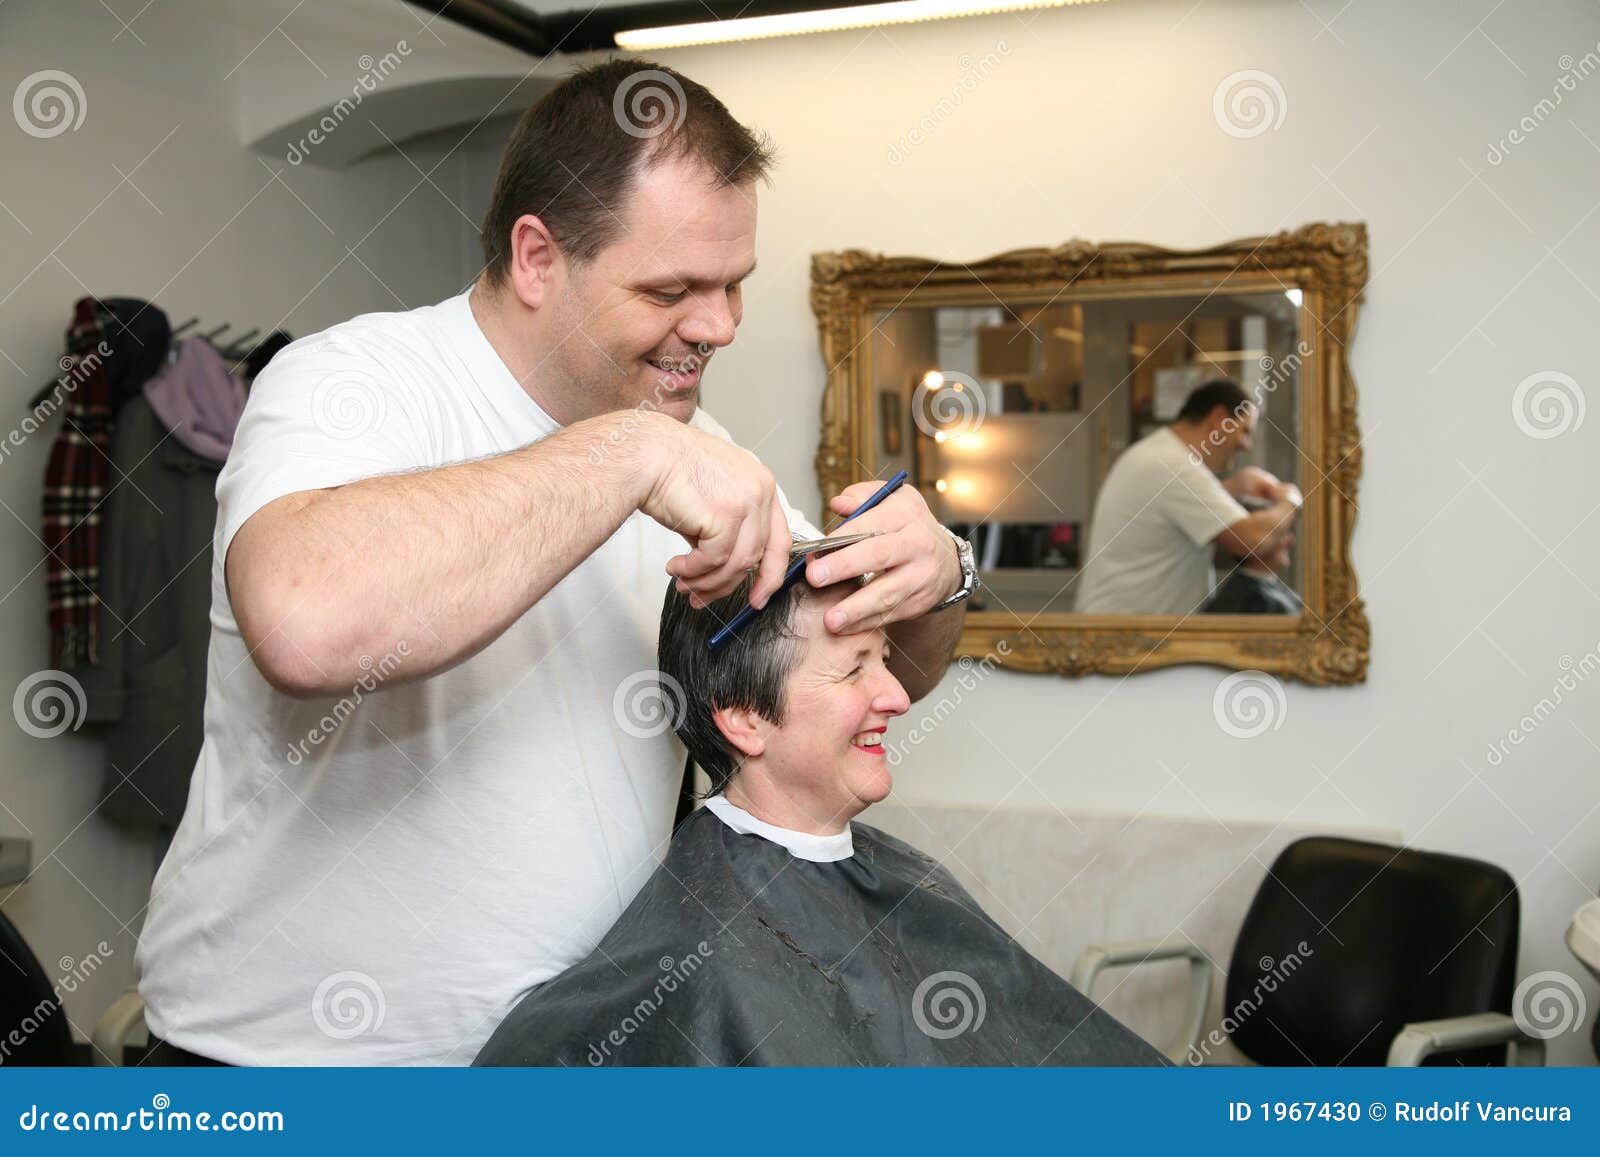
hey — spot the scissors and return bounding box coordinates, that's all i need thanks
[788,530,882,557]
[708,470,909,651]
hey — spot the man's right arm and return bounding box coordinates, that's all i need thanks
[228,409,792,697]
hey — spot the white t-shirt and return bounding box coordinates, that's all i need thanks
[1074,427,1247,616]
[134,291,820,1066]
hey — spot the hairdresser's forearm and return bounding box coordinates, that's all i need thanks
[230,410,661,696]
[1217,499,1298,557]
[888,603,966,703]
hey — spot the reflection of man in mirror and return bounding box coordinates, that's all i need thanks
[1203,496,1304,615]
[1075,380,1302,616]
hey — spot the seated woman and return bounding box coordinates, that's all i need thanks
[474,575,1165,1067]
[1203,496,1303,615]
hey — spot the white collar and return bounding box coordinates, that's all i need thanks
[703,794,855,863]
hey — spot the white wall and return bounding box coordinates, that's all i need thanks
[596,0,1600,1060]
[0,0,528,1044]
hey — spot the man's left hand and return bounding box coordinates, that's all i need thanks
[803,483,962,634]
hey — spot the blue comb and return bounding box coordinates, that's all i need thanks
[706,470,909,651]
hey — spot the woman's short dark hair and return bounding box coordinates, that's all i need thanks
[657,575,825,796]
[480,58,777,284]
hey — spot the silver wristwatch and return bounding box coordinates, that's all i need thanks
[930,530,977,612]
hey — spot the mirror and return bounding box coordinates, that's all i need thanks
[811,224,1369,683]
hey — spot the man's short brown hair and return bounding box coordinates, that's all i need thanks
[479,58,777,285]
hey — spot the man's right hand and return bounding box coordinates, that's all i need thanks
[638,413,793,611]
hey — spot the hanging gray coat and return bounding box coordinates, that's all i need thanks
[81,395,221,833]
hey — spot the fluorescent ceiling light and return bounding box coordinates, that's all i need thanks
[615,0,1107,50]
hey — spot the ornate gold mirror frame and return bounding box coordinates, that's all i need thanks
[810,222,1369,684]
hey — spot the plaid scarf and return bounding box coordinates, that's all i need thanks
[42,298,115,668]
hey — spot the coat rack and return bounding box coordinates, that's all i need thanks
[28,316,274,411]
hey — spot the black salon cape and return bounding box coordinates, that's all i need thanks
[473,807,1167,1067]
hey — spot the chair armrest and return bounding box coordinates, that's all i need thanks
[1070,937,1213,1064]
[91,988,147,1067]
[1386,1012,1546,1066]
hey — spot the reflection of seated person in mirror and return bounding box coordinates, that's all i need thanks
[1075,380,1302,616]
[1203,497,1303,615]
[474,574,1166,1067]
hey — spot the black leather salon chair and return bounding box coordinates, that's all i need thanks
[1074,836,1547,1065]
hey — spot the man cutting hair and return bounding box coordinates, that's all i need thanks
[135,59,970,1066]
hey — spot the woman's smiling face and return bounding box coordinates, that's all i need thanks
[721,583,911,833]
